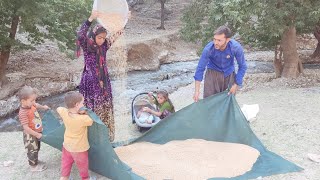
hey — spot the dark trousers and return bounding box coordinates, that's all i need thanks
[203,69,235,98]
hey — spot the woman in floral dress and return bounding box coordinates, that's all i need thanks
[76,11,123,142]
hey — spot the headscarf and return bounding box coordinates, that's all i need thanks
[76,24,109,91]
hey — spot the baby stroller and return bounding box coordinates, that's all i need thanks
[131,92,161,132]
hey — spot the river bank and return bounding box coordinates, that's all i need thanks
[1,77,320,179]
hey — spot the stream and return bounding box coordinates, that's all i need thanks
[0,60,317,132]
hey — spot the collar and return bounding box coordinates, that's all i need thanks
[20,105,34,109]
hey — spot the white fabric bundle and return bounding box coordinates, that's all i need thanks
[241,104,260,122]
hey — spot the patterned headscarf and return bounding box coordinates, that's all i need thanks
[76,24,109,91]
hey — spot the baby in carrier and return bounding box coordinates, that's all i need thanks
[137,91,175,124]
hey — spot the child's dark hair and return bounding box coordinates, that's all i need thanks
[157,90,175,112]
[18,86,38,101]
[64,91,83,108]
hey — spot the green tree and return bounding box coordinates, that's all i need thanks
[0,0,91,87]
[181,0,320,78]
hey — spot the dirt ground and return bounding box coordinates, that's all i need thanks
[7,0,194,74]
[169,82,320,180]
[1,0,320,179]
[1,77,320,179]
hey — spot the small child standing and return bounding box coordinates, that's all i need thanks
[18,86,50,172]
[143,90,175,119]
[57,91,93,180]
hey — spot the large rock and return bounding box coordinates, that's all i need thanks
[6,72,27,83]
[0,31,199,118]
[158,50,169,64]
[106,33,199,73]
[127,43,159,71]
[25,76,78,97]
[0,72,81,118]
[0,96,19,117]
[127,0,144,7]
[0,82,25,101]
[0,73,27,100]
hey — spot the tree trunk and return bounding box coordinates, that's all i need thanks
[274,45,283,78]
[311,25,320,58]
[157,0,166,30]
[280,26,303,78]
[0,51,11,88]
[0,15,19,87]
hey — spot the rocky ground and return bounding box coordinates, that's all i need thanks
[1,73,320,180]
[0,0,198,119]
[1,0,320,179]
[1,0,319,119]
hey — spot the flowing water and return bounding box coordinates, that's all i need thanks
[1,59,318,133]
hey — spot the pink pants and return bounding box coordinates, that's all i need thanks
[61,146,89,180]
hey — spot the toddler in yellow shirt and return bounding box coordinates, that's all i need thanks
[57,91,93,180]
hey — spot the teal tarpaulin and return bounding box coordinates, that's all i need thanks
[41,110,143,179]
[41,91,303,180]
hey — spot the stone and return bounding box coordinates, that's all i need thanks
[158,50,169,63]
[69,72,82,86]
[127,0,144,7]
[126,43,159,71]
[26,78,74,97]
[6,72,27,83]
[0,96,20,117]
[3,161,14,167]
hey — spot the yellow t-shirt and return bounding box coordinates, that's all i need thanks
[57,107,93,152]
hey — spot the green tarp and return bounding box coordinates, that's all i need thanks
[41,91,303,180]
[41,109,142,180]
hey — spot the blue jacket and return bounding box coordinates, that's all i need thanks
[194,40,247,86]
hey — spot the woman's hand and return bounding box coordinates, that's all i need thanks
[89,10,99,22]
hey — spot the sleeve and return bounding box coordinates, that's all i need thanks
[105,29,123,49]
[18,110,29,126]
[82,115,94,126]
[194,45,210,81]
[234,45,247,86]
[159,102,171,112]
[56,107,64,115]
[77,20,92,48]
[56,107,67,119]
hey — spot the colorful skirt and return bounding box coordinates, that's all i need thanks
[79,71,115,142]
